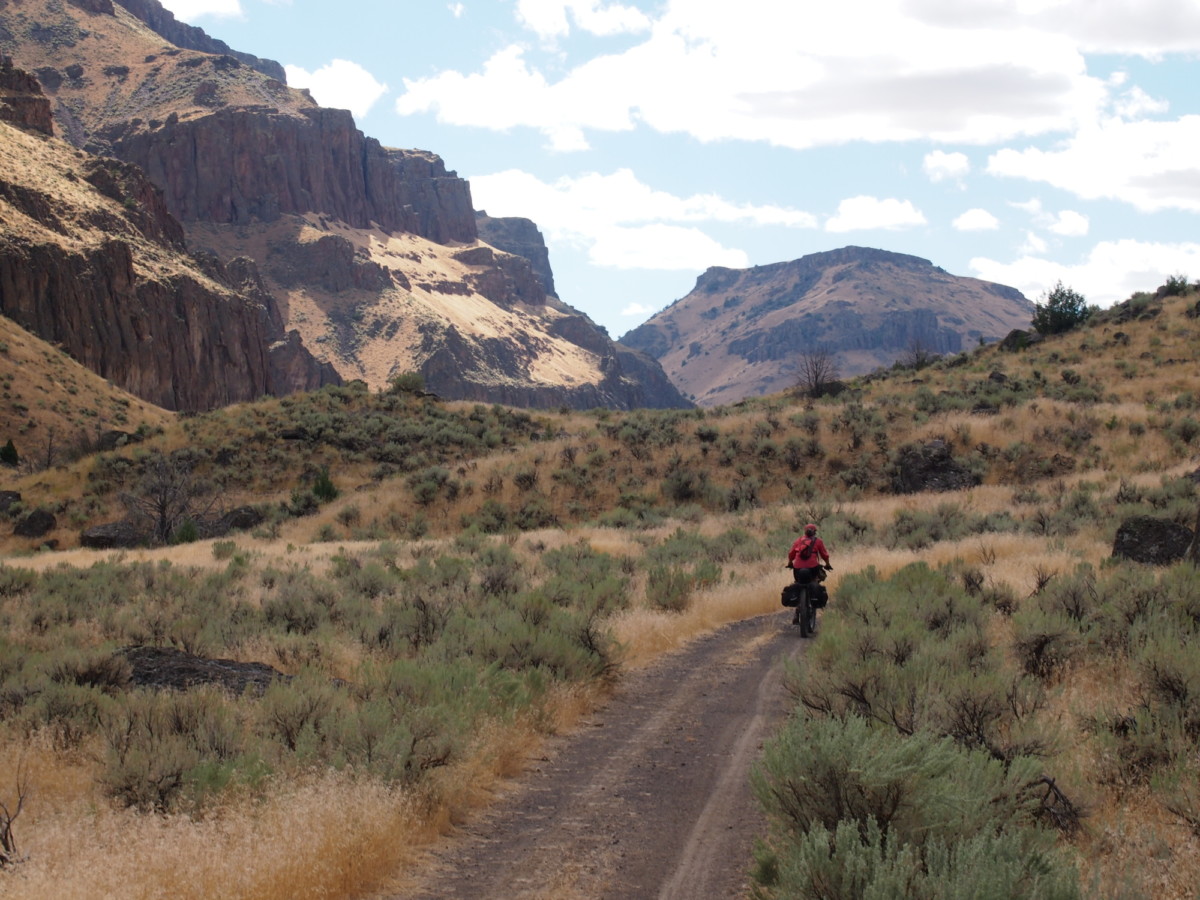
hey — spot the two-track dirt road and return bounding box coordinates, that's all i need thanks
[392,611,807,900]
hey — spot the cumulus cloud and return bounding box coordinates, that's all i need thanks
[516,0,652,40]
[395,1,1117,151]
[469,168,805,270]
[826,196,926,233]
[158,0,240,20]
[1020,231,1049,255]
[924,150,970,183]
[398,45,639,151]
[286,60,388,120]
[449,2,465,17]
[971,239,1200,307]
[1048,210,1090,236]
[621,302,657,318]
[953,208,1000,231]
[988,115,1200,213]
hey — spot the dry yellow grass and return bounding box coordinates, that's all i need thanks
[0,679,605,900]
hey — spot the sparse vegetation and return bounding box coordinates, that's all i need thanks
[1,286,1199,898]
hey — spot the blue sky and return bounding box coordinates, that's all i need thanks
[162,0,1200,339]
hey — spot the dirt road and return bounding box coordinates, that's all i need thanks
[393,611,806,900]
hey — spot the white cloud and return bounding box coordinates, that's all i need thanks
[470,168,801,270]
[906,0,1200,55]
[158,0,240,20]
[396,1,1118,151]
[1112,86,1169,119]
[1020,231,1049,255]
[472,168,815,231]
[1047,210,1089,236]
[517,0,652,39]
[971,239,1200,307]
[397,45,641,152]
[988,115,1200,213]
[826,196,926,233]
[590,225,747,270]
[449,3,465,18]
[621,302,657,317]
[1008,199,1088,236]
[923,150,970,183]
[285,60,388,120]
[953,208,1000,231]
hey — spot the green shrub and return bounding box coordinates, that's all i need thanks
[752,715,1078,899]
[1033,282,1091,335]
[312,468,339,503]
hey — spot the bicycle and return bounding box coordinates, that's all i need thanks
[781,565,830,638]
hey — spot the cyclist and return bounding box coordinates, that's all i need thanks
[787,523,831,624]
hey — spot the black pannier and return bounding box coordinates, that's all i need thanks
[781,583,803,607]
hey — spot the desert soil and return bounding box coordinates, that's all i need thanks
[390,610,807,900]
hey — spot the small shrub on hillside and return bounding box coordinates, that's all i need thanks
[1012,608,1084,680]
[1033,282,1092,335]
[1161,273,1192,297]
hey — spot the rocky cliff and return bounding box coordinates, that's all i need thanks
[112,0,286,81]
[0,53,52,133]
[0,63,336,411]
[107,111,477,242]
[621,246,1034,406]
[476,212,558,298]
[0,0,687,411]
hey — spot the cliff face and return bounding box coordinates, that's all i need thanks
[476,213,558,298]
[621,246,1034,406]
[0,66,336,411]
[0,54,52,133]
[106,111,477,242]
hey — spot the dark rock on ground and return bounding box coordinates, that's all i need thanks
[0,491,21,515]
[1000,329,1043,351]
[80,518,147,549]
[120,645,286,694]
[1112,516,1194,565]
[209,505,264,535]
[890,440,980,494]
[13,507,55,537]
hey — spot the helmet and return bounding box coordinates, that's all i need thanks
[804,523,818,536]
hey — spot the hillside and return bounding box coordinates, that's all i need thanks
[0,0,688,410]
[621,246,1035,405]
[0,280,1197,899]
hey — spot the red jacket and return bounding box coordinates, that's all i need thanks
[788,535,829,569]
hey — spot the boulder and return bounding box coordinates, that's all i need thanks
[119,645,286,695]
[80,518,147,549]
[13,507,56,537]
[1112,516,1193,565]
[0,491,21,515]
[999,329,1043,352]
[210,505,264,535]
[890,440,980,494]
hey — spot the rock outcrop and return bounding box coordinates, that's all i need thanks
[1112,516,1193,565]
[113,0,286,81]
[476,212,558,298]
[0,92,336,411]
[106,111,477,242]
[621,246,1035,406]
[0,55,53,134]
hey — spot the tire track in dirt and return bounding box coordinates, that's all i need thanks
[392,612,807,900]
